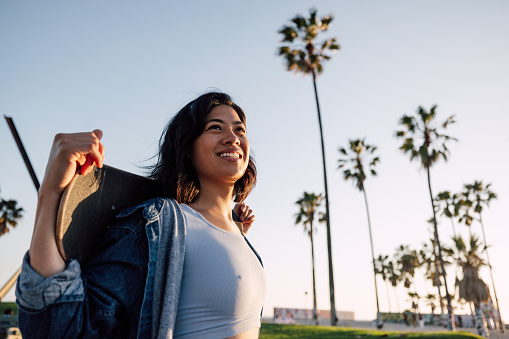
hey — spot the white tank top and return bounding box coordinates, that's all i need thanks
[173,204,267,338]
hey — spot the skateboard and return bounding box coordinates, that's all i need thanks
[55,165,164,263]
[55,165,244,264]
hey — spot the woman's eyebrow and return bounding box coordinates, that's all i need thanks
[205,118,244,125]
[206,118,224,124]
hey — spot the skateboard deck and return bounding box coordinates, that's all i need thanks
[55,165,164,263]
[55,165,244,264]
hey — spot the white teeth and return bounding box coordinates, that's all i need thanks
[220,153,240,158]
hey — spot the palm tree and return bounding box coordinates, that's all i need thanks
[278,9,339,325]
[425,293,437,315]
[454,235,491,337]
[375,254,392,314]
[0,189,24,237]
[295,192,324,325]
[395,245,420,293]
[469,181,504,331]
[338,138,382,327]
[387,260,402,313]
[435,191,460,238]
[420,238,445,315]
[395,105,456,330]
[458,186,475,238]
[408,292,421,314]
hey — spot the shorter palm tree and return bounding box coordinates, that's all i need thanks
[420,239,444,314]
[375,254,392,313]
[295,192,323,325]
[0,189,24,237]
[387,260,402,313]
[454,235,491,337]
[338,138,382,327]
[425,293,437,315]
[395,245,420,292]
[435,191,460,238]
[469,180,504,332]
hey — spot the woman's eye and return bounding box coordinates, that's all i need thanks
[236,127,246,134]
[207,124,222,131]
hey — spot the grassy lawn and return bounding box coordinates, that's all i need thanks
[259,323,482,338]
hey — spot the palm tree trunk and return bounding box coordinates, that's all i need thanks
[432,239,445,316]
[426,166,455,331]
[309,224,319,325]
[475,303,490,338]
[449,215,457,239]
[362,186,382,328]
[435,269,445,316]
[394,288,401,313]
[385,281,392,313]
[311,69,337,326]
[479,213,505,332]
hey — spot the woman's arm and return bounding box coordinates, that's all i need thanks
[30,130,104,277]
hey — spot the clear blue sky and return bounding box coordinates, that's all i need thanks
[1,1,508,322]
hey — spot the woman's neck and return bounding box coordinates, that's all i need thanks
[188,183,235,222]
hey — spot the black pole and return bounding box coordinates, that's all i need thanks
[2,115,40,301]
[4,115,40,191]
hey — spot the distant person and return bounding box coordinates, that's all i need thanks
[16,92,266,338]
[403,312,409,326]
[458,315,463,328]
[418,314,424,329]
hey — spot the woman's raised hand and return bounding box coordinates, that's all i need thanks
[30,129,105,277]
[41,129,104,197]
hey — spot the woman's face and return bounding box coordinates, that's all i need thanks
[190,104,250,187]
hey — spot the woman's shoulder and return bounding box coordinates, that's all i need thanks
[116,197,177,218]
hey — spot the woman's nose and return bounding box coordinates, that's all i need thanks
[223,129,240,145]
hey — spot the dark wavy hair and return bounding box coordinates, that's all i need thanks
[149,92,257,204]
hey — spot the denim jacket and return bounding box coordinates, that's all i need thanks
[16,198,263,339]
[15,199,178,338]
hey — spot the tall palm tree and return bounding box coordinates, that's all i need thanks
[0,189,24,237]
[435,191,460,238]
[454,235,491,337]
[295,192,324,325]
[338,138,382,327]
[278,9,339,325]
[395,105,456,330]
[469,180,504,331]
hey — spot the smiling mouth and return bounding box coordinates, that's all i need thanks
[219,152,241,159]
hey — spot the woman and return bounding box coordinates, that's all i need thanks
[16,92,266,338]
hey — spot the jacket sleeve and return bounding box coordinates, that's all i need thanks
[16,214,149,339]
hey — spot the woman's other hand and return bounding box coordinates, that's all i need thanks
[233,202,255,234]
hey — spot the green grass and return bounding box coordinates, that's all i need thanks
[259,323,482,339]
